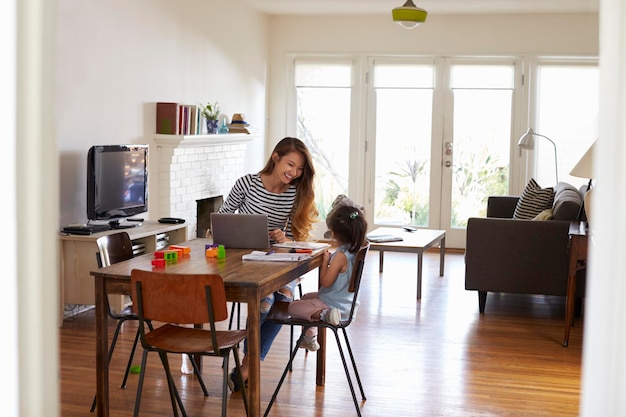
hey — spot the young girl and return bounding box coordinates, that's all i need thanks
[288,205,367,351]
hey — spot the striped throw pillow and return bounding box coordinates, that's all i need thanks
[513,179,554,220]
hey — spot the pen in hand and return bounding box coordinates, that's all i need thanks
[266,249,275,256]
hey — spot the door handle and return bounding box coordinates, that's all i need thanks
[444,161,452,168]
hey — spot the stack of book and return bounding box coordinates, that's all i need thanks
[156,102,205,135]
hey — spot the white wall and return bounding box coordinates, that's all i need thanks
[267,13,598,151]
[56,0,269,227]
[2,0,18,415]
[581,0,626,414]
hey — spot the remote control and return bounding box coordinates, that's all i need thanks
[158,217,186,224]
[127,218,144,222]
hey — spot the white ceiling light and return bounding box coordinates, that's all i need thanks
[392,0,428,29]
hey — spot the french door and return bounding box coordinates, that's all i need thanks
[291,57,518,248]
[368,58,518,248]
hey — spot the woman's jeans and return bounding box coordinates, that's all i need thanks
[244,280,297,360]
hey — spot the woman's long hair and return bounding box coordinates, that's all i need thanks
[259,137,318,241]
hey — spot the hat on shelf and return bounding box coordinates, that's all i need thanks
[228,113,250,133]
[228,113,249,126]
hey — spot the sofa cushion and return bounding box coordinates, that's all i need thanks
[513,178,554,220]
[552,182,583,220]
[533,209,554,220]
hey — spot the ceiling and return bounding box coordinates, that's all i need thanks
[235,0,598,15]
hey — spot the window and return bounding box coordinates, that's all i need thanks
[294,60,353,218]
[533,62,598,188]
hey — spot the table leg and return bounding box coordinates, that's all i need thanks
[316,266,326,385]
[563,271,576,347]
[378,250,384,273]
[417,251,423,299]
[439,236,446,277]
[95,277,109,417]
[246,291,262,417]
[316,328,326,386]
[563,233,587,347]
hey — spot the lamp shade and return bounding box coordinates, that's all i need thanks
[517,128,559,183]
[517,128,536,149]
[392,0,427,29]
[569,141,595,179]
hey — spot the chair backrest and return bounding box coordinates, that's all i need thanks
[345,243,370,323]
[96,232,134,267]
[130,270,228,325]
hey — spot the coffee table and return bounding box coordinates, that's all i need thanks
[367,227,446,299]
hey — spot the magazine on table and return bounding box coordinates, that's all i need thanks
[366,234,403,243]
[272,241,331,250]
[242,251,311,262]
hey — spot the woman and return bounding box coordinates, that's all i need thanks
[217,137,318,391]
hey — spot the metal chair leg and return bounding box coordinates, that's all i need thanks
[264,334,304,417]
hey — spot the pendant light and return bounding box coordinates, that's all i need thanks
[392,0,428,29]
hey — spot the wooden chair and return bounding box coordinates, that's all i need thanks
[90,232,143,412]
[91,232,208,412]
[263,243,370,417]
[131,270,248,417]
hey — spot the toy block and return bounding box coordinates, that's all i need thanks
[163,251,178,261]
[170,245,191,255]
[151,258,166,268]
[206,247,218,258]
[171,248,184,258]
[154,250,166,259]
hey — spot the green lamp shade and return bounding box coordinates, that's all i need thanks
[392,0,428,29]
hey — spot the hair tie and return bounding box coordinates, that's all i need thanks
[349,211,359,219]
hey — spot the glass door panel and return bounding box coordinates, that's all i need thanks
[372,62,434,226]
[449,89,511,228]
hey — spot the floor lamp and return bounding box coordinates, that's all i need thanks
[518,128,559,184]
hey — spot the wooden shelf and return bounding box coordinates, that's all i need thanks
[59,221,188,325]
[154,133,259,147]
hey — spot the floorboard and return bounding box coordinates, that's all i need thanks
[60,250,583,416]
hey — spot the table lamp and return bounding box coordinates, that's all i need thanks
[518,128,559,183]
[569,140,596,221]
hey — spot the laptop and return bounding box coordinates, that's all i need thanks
[210,212,270,249]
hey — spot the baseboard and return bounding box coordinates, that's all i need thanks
[63,304,94,320]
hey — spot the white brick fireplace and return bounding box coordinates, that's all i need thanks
[151,134,259,239]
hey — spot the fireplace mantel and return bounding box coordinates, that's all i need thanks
[152,133,257,240]
[154,133,258,148]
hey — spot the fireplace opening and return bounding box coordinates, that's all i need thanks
[196,195,224,238]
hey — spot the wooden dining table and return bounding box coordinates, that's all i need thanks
[90,238,325,417]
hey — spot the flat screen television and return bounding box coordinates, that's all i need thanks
[87,144,149,220]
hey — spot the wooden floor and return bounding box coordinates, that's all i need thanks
[60,250,583,417]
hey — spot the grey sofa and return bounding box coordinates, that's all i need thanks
[465,182,586,313]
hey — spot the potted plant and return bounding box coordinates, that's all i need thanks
[201,101,220,133]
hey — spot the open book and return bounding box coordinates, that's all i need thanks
[272,241,330,250]
[242,251,311,262]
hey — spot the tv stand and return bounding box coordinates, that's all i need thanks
[109,222,140,229]
[59,220,188,326]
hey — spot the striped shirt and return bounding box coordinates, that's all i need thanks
[218,173,295,240]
